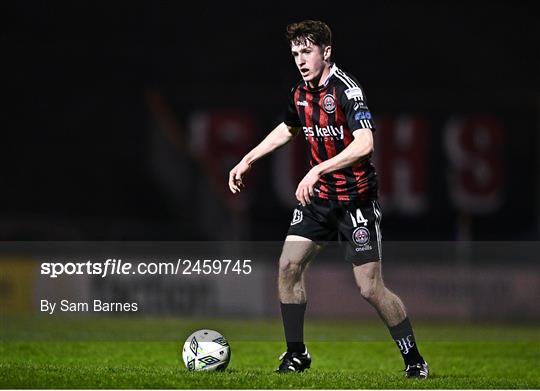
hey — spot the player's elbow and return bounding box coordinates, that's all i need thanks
[353,132,374,160]
[363,135,374,154]
[285,124,300,137]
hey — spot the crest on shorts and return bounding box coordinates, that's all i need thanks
[352,227,370,246]
[322,94,336,113]
[291,209,303,226]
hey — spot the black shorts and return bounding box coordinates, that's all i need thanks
[286,197,382,264]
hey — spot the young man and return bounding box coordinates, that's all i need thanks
[228,20,429,378]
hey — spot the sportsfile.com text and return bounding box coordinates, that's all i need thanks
[40,259,253,278]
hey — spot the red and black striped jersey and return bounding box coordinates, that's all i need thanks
[283,64,378,201]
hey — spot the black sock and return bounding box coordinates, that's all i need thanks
[280,302,306,353]
[388,317,424,365]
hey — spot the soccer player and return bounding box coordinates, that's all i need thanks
[228,20,429,379]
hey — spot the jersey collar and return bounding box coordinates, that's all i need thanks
[303,63,337,91]
[322,63,337,86]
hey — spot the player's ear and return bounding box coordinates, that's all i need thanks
[323,45,332,61]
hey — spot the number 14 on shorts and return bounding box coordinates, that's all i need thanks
[349,208,368,227]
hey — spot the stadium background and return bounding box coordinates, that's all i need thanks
[2,3,540,321]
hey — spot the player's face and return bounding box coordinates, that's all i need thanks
[291,41,330,87]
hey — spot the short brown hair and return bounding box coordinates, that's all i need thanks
[286,20,332,48]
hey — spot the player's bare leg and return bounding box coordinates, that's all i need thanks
[276,235,321,373]
[278,235,321,304]
[353,261,406,326]
[353,261,429,378]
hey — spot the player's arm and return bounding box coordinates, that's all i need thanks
[316,128,373,175]
[295,128,373,205]
[229,122,300,194]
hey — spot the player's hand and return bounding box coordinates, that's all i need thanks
[295,167,321,206]
[228,160,251,194]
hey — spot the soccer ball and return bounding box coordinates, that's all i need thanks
[182,329,231,371]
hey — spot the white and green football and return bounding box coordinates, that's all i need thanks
[182,329,231,371]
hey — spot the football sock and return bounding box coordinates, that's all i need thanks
[280,302,306,353]
[388,317,424,365]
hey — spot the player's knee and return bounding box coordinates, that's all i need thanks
[357,279,378,302]
[278,257,304,281]
[360,286,377,302]
[353,262,382,302]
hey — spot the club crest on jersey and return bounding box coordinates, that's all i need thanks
[322,94,336,113]
[352,227,370,246]
[291,209,303,226]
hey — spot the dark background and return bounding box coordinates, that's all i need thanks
[3,2,539,241]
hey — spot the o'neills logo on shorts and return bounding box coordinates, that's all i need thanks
[353,227,373,252]
[303,124,344,140]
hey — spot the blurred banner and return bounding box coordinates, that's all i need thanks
[5,3,539,242]
[1,242,539,322]
[146,100,538,241]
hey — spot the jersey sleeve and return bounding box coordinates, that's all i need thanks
[283,86,302,127]
[338,84,376,132]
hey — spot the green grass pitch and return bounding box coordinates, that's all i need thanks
[1,316,539,389]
